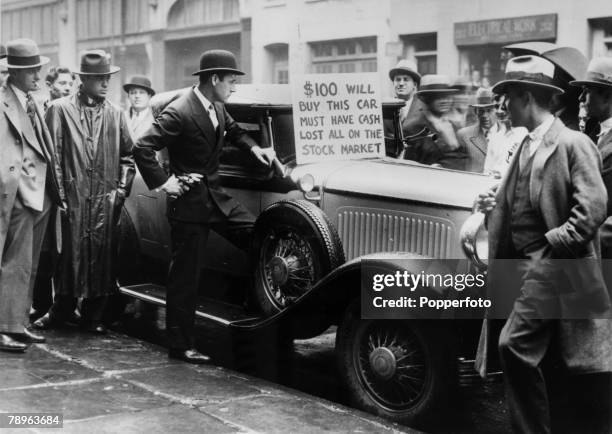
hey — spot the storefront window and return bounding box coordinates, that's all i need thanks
[310,37,377,74]
[401,33,437,75]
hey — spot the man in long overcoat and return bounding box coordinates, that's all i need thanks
[476,55,612,433]
[0,39,63,352]
[33,50,135,334]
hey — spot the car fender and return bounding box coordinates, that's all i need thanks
[231,251,449,339]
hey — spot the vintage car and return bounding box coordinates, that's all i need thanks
[118,84,495,429]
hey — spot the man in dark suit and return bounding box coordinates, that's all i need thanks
[388,59,424,138]
[457,87,527,175]
[134,50,275,364]
[571,57,612,258]
[568,55,612,434]
[0,39,63,352]
[456,87,496,172]
[476,55,611,433]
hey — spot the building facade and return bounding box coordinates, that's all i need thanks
[2,0,612,103]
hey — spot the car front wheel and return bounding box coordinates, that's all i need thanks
[335,300,455,428]
[252,200,344,316]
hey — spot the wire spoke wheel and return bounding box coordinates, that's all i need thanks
[355,322,429,410]
[260,228,317,308]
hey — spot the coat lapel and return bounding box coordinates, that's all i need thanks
[529,118,564,208]
[188,89,216,147]
[469,127,487,156]
[2,85,44,157]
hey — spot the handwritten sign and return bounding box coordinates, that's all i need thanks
[292,73,385,164]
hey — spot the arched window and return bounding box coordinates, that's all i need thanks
[167,0,239,29]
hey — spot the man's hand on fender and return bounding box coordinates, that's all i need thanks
[251,145,276,166]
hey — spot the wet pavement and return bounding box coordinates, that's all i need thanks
[0,328,420,433]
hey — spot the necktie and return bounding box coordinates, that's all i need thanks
[519,135,532,173]
[26,93,37,129]
[208,104,219,131]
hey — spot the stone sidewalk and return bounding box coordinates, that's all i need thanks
[0,329,418,433]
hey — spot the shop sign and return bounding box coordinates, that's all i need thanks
[454,14,557,46]
[292,73,385,164]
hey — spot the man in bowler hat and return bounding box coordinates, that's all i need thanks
[476,55,611,433]
[0,39,64,352]
[123,75,156,140]
[33,50,135,334]
[134,49,275,364]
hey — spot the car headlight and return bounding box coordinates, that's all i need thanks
[298,173,315,193]
[460,212,488,270]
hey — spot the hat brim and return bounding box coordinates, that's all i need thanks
[0,55,50,69]
[389,68,421,84]
[492,79,564,95]
[123,83,155,95]
[77,65,121,75]
[569,79,612,89]
[192,67,245,76]
[416,89,458,96]
[469,103,497,108]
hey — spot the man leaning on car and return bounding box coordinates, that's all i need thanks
[133,49,275,364]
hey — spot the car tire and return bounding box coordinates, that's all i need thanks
[253,199,345,316]
[335,299,456,429]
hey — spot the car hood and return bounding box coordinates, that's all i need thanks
[290,159,497,209]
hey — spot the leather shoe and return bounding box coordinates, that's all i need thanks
[168,348,211,364]
[31,313,61,330]
[82,322,107,334]
[0,333,28,353]
[8,328,46,344]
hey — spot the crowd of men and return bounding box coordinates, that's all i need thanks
[2,35,612,433]
[0,39,273,365]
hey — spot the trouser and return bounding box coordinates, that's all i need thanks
[31,213,59,315]
[498,242,559,434]
[48,294,108,324]
[166,209,254,351]
[0,194,52,333]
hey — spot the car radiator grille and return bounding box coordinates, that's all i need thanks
[336,207,455,260]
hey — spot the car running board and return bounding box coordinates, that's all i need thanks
[119,283,263,327]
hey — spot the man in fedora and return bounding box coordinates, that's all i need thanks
[0,38,64,352]
[34,50,135,334]
[407,74,464,168]
[388,59,424,139]
[123,75,155,141]
[476,55,611,433]
[571,57,612,258]
[568,55,612,433]
[134,49,275,364]
[457,87,527,174]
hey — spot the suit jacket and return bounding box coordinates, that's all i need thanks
[134,87,256,223]
[400,97,427,137]
[478,118,612,375]
[457,123,486,173]
[597,128,612,259]
[0,84,63,265]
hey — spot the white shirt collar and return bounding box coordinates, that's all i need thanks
[600,117,612,137]
[130,106,150,120]
[528,114,555,141]
[10,83,28,111]
[193,86,215,112]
